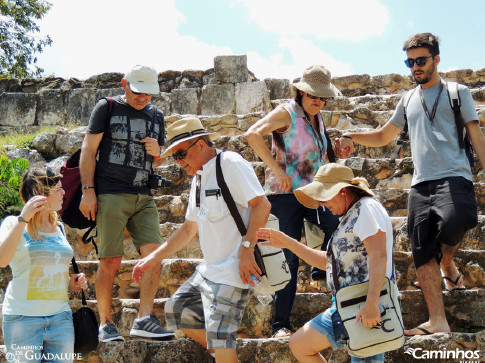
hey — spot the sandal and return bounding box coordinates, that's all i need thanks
[271,328,292,338]
[442,274,466,291]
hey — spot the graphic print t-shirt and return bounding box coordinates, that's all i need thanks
[87,95,165,194]
[1,217,73,316]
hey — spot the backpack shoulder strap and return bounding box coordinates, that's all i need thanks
[390,87,417,161]
[215,152,247,237]
[446,81,461,111]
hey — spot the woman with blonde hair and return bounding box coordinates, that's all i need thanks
[0,167,87,363]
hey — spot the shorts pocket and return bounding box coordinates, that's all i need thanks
[2,315,24,323]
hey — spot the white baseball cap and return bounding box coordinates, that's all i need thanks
[124,65,160,95]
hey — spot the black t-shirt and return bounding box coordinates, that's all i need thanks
[87,95,165,195]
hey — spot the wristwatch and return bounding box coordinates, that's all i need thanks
[242,241,256,249]
[17,215,28,224]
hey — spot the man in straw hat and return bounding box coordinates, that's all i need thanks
[256,163,395,362]
[245,64,351,338]
[133,117,271,363]
[79,64,175,342]
[341,33,485,336]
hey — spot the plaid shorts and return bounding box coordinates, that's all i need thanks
[164,270,249,350]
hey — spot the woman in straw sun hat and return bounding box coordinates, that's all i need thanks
[256,163,396,363]
[245,65,353,338]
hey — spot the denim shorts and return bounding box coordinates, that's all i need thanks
[164,270,249,350]
[2,311,75,363]
[309,301,384,363]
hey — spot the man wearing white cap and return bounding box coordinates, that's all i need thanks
[79,65,175,342]
[132,117,272,363]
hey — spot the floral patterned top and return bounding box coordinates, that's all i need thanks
[326,197,395,296]
[264,99,328,195]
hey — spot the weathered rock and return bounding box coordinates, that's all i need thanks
[171,88,198,115]
[235,81,271,114]
[0,93,37,126]
[6,148,45,167]
[37,89,67,126]
[264,78,291,100]
[200,83,235,115]
[67,88,97,125]
[214,55,249,83]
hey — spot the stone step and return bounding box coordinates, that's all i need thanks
[1,331,485,362]
[2,246,484,301]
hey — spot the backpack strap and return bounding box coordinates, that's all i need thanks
[446,81,474,167]
[390,88,416,162]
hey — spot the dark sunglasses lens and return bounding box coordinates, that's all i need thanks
[306,93,318,100]
[173,150,187,160]
[415,57,427,67]
[404,59,413,68]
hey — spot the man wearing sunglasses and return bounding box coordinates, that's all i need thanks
[341,33,485,336]
[132,117,271,363]
[79,65,175,342]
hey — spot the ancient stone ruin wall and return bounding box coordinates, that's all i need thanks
[1,55,484,134]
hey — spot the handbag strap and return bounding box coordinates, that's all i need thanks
[71,257,88,306]
[215,152,247,237]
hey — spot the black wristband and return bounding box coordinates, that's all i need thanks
[81,186,95,190]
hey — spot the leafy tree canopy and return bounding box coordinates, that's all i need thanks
[0,0,52,79]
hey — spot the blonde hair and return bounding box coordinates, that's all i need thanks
[19,167,61,241]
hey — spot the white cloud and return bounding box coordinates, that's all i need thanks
[37,0,232,79]
[234,0,389,41]
[248,36,353,80]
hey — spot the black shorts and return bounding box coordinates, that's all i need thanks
[407,176,478,269]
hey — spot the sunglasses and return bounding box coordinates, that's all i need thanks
[404,56,432,68]
[172,139,200,160]
[128,83,151,96]
[306,93,330,102]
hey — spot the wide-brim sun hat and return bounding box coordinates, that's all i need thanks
[161,117,219,157]
[291,65,342,98]
[124,65,160,95]
[294,163,374,209]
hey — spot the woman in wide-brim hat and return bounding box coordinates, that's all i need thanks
[244,65,353,338]
[256,163,395,362]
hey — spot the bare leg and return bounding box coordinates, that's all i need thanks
[404,258,451,335]
[214,349,238,363]
[137,244,162,318]
[440,243,465,290]
[96,256,122,324]
[289,323,330,363]
[181,329,215,355]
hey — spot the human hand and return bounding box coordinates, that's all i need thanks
[256,228,293,249]
[141,138,161,158]
[274,168,292,193]
[70,273,88,291]
[238,246,262,286]
[334,137,354,159]
[132,256,158,284]
[79,190,97,221]
[21,196,48,222]
[355,302,381,328]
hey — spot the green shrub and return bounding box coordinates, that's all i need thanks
[0,156,29,220]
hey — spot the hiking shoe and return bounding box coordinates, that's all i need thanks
[130,313,175,339]
[99,322,124,342]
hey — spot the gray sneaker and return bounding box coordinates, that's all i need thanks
[130,313,175,339]
[99,322,124,342]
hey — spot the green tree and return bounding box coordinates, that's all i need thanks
[0,156,29,219]
[0,0,52,78]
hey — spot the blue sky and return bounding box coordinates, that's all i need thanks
[37,0,484,82]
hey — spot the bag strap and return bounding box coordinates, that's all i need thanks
[446,81,474,168]
[390,88,416,162]
[215,152,247,237]
[58,223,88,306]
[324,129,336,163]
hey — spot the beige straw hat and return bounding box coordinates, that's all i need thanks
[291,65,342,98]
[161,117,218,157]
[294,164,373,209]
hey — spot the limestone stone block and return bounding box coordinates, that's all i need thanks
[0,93,37,126]
[55,132,83,155]
[264,78,290,100]
[214,55,249,83]
[6,148,45,167]
[151,92,172,115]
[67,88,97,125]
[38,89,66,126]
[95,87,124,100]
[235,81,271,114]
[32,132,57,158]
[200,83,235,115]
[171,88,198,115]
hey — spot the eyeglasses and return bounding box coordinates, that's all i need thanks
[172,139,200,160]
[404,56,432,68]
[306,93,330,102]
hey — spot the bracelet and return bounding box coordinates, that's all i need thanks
[341,135,352,140]
[153,155,161,160]
[81,186,95,190]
